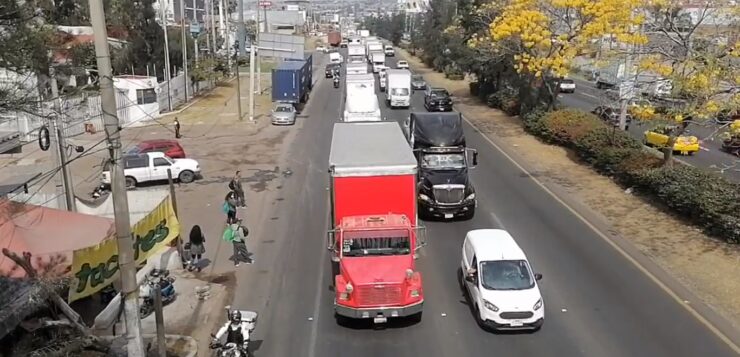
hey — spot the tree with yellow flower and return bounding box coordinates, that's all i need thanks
[486,0,648,111]
[627,0,739,166]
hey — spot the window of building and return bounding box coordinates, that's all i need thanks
[136,88,157,105]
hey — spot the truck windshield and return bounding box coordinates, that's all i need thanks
[343,230,411,257]
[421,153,465,169]
[391,88,409,96]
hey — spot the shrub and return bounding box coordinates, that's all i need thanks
[469,82,480,96]
[444,65,464,80]
[519,107,740,244]
[486,88,518,116]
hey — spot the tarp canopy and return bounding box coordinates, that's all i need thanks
[0,200,115,277]
[410,112,465,149]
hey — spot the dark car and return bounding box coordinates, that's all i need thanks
[591,106,632,128]
[126,139,186,158]
[424,88,453,112]
[411,75,427,90]
[325,64,340,78]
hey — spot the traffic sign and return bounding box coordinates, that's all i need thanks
[258,1,271,7]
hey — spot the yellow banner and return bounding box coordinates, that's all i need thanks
[68,196,180,302]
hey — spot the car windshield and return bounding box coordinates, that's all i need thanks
[275,105,293,113]
[391,88,409,96]
[421,153,465,169]
[412,76,423,82]
[431,90,449,97]
[342,229,411,257]
[561,79,574,84]
[399,61,407,65]
[480,260,535,291]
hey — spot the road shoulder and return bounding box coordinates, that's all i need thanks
[397,48,740,337]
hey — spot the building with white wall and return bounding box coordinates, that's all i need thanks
[113,75,162,126]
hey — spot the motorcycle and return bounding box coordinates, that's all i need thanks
[210,306,258,357]
[91,184,109,199]
[333,76,340,88]
[139,269,176,318]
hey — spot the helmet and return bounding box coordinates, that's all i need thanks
[230,310,242,322]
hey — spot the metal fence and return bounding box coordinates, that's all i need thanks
[0,72,215,147]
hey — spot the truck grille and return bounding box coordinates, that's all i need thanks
[433,185,465,204]
[357,284,402,306]
[499,311,534,320]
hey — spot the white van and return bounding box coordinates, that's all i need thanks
[460,229,544,331]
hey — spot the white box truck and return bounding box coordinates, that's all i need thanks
[346,63,369,75]
[344,84,381,122]
[345,73,375,93]
[367,42,384,59]
[347,44,366,63]
[385,69,412,108]
[371,52,386,73]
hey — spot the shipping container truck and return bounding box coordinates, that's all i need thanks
[403,112,478,220]
[385,69,411,108]
[271,59,312,104]
[347,43,366,61]
[328,31,342,47]
[328,121,425,324]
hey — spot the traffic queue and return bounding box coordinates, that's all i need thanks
[325,32,546,331]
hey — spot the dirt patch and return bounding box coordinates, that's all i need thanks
[398,47,740,328]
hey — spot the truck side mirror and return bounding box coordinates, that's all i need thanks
[326,231,336,251]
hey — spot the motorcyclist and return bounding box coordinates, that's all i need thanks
[212,310,250,352]
[333,74,340,88]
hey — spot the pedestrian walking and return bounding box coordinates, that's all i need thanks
[174,117,181,138]
[223,192,238,224]
[229,171,246,208]
[223,222,252,266]
[187,225,206,272]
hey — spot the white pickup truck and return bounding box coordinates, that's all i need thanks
[102,152,201,188]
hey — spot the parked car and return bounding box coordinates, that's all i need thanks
[411,75,427,90]
[127,139,186,159]
[460,229,544,331]
[396,60,409,69]
[557,78,576,93]
[424,87,453,112]
[591,106,632,127]
[102,152,200,188]
[271,103,297,125]
[643,125,700,155]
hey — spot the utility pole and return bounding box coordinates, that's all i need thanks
[48,67,74,211]
[223,0,231,71]
[209,0,217,56]
[238,0,245,56]
[236,57,243,120]
[88,0,145,355]
[218,0,225,45]
[256,2,261,94]
[248,39,255,121]
[180,0,190,102]
[161,0,173,111]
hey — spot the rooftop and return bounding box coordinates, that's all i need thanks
[329,122,417,177]
[466,229,528,262]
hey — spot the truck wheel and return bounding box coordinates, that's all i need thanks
[409,311,422,324]
[125,176,137,189]
[334,312,350,327]
[178,170,195,183]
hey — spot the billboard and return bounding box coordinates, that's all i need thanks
[258,33,305,60]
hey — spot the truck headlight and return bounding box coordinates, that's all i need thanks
[466,193,476,200]
[346,283,353,293]
[419,194,431,202]
[410,289,420,298]
[533,298,543,311]
[483,299,499,312]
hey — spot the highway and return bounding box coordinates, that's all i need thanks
[559,78,740,181]
[233,51,740,356]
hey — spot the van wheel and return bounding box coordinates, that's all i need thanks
[125,176,137,189]
[178,170,195,183]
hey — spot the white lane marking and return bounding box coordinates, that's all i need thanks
[460,112,740,354]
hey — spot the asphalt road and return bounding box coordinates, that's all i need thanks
[559,78,740,181]
[234,51,739,356]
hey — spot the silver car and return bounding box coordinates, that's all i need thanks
[271,103,297,125]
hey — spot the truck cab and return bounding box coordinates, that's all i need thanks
[404,112,478,220]
[328,122,426,324]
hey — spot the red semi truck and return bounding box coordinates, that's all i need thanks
[328,122,425,324]
[328,31,342,47]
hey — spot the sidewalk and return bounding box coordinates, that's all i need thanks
[397,47,740,329]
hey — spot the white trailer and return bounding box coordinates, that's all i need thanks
[344,83,381,122]
[385,69,412,108]
[370,52,386,73]
[345,73,375,93]
[346,63,369,75]
[347,44,366,63]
